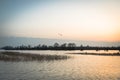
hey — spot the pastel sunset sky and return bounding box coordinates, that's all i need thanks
[1,0,120,42]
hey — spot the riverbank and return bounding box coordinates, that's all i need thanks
[67,52,120,56]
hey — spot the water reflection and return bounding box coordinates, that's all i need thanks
[0,50,120,80]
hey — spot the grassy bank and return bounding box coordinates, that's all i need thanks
[0,52,70,62]
[67,52,120,56]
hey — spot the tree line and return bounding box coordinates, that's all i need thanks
[1,42,120,51]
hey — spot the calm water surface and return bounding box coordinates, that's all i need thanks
[0,50,120,80]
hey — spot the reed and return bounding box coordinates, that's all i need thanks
[0,52,70,62]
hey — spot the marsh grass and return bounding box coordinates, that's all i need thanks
[0,52,70,62]
[67,52,120,56]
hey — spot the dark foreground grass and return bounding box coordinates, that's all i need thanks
[67,52,120,56]
[0,52,70,62]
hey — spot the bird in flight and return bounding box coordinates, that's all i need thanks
[58,33,63,36]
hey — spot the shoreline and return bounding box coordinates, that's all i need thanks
[67,52,120,56]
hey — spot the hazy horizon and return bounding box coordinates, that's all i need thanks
[0,36,120,48]
[0,0,120,42]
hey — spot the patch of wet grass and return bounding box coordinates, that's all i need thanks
[0,52,70,62]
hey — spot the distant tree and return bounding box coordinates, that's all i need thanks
[28,45,31,49]
[60,43,67,50]
[33,44,41,50]
[80,45,83,47]
[68,43,76,48]
[67,43,76,50]
[54,43,59,47]
[80,45,83,51]
[36,44,41,48]
[48,46,53,49]
[86,45,89,47]
[41,44,47,49]
[2,42,120,51]
[61,43,67,48]
[2,46,14,50]
[19,45,27,50]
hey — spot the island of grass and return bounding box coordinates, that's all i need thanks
[0,52,70,62]
[67,52,120,56]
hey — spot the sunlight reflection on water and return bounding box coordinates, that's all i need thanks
[0,50,120,80]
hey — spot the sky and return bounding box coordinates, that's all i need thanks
[0,0,120,42]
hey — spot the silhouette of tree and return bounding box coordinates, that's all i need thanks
[80,45,83,51]
[61,43,67,47]
[2,46,13,50]
[41,44,47,50]
[68,43,76,47]
[60,43,67,50]
[35,44,41,49]
[54,43,59,47]
[1,42,120,51]
[28,45,31,49]
[67,43,76,50]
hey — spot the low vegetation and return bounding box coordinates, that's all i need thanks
[67,52,120,56]
[0,52,70,62]
[1,42,120,51]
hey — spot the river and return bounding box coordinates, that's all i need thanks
[0,50,120,80]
